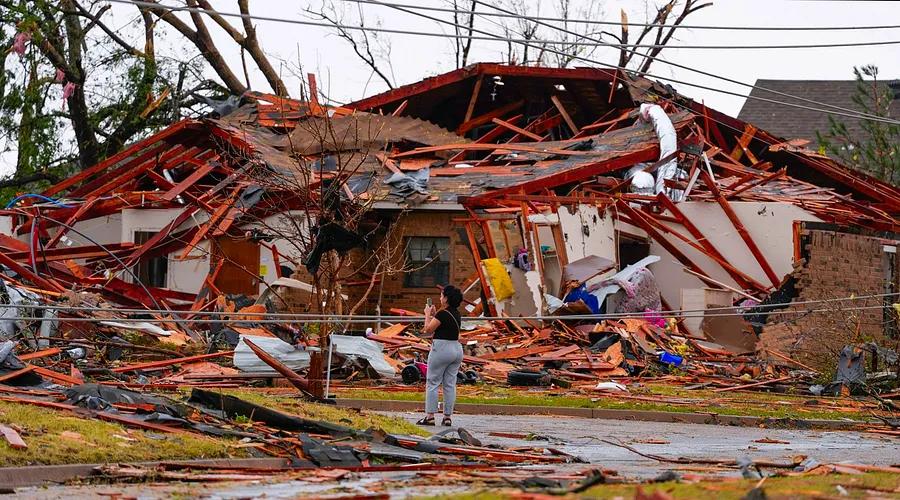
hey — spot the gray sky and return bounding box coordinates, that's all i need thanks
[2,1,899,176]
[155,0,900,115]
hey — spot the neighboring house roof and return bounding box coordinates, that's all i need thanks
[737,79,900,149]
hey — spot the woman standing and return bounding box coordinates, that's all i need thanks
[417,285,464,426]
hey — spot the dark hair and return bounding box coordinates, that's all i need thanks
[442,285,463,308]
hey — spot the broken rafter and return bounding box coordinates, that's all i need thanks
[491,117,543,141]
[700,170,780,288]
[655,193,768,294]
[456,99,525,135]
[550,95,580,135]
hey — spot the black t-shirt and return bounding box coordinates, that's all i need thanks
[433,308,461,341]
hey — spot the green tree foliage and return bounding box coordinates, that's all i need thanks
[816,65,900,185]
[0,0,208,199]
[0,0,261,201]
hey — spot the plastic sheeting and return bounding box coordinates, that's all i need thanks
[639,104,682,201]
[0,281,54,343]
[330,334,395,378]
[384,168,429,198]
[234,335,311,373]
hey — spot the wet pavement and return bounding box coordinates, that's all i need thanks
[384,411,900,479]
[12,412,900,499]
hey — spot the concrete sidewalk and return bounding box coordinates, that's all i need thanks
[336,398,869,430]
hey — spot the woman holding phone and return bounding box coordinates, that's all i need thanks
[417,284,464,426]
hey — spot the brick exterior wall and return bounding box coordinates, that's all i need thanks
[758,224,899,370]
[277,210,480,318]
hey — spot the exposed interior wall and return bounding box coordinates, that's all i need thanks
[250,211,310,293]
[647,202,822,311]
[758,224,900,370]
[121,208,210,293]
[557,204,616,264]
[68,214,123,247]
[0,216,13,239]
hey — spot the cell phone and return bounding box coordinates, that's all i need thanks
[426,298,432,307]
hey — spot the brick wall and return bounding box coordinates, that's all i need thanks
[277,210,480,318]
[758,224,898,370]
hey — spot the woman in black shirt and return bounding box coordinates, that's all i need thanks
[417,285,464,426]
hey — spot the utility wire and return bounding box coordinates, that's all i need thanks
[112,0,900,50]
[1,291,896,320]
[0,303,892,324]
[112,0,900,125]
[356,2,900,127]
[456,0,894,122]
[346,0,900,31]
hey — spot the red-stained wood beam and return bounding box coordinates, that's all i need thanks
[68,142,182,198]
[467,145,659,205]
[41,119,198,198]
[43,197,99,248]
[457,100,525,135]
[161,162,216,202]
[122,207,199,268]
[448,114,523,163]
[5,242,134,262]
[491,117,542,141]
[615,200,718,289]
[726,168,787,198]
[463,77,483,123]
[655,193,768,294]
[78,144,195,199]
[111,351,234,373]
[550,95,579,135]
[700,170,780,288]
[0,248,66,293]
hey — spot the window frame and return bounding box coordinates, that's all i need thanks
[133,230,169,288]
[403,236,451,289]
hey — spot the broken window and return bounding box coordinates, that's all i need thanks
[404,237,450,288]
[133,231,168,288]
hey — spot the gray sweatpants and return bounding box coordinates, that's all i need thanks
[425,339,464,416]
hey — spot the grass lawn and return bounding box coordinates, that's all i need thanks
[0,388,425,466]
[0,400,239,466]
[218,388,428,436]
[336,382,873,422]
[431,472,900,499]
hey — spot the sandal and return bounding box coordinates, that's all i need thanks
[441,416,452,427]
[416,415,435,426]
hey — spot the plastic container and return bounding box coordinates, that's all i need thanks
[658,351,684,366]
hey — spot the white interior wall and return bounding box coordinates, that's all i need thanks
[0,216,12,238]
[247,211,310,292]
[557,204,616,263]
[648,201,822,310]
[67,214,123,247]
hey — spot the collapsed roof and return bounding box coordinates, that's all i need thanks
[0,63,897,311]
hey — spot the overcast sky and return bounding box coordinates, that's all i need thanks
[2,1,898,176]
[129,0,900,115]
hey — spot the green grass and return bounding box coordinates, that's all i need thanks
[336,383,871,422]
[425,472,900,499]
[218,389,428,436]
[0,401,241,466]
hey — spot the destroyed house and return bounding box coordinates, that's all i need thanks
[2,63,899,367]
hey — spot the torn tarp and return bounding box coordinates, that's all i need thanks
[234,335,311,373]
[330,334,395,378]
[384,167,429,198]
